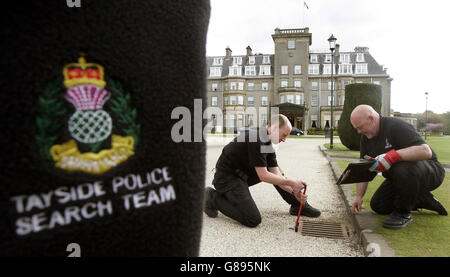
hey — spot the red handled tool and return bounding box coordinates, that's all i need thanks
[294,185,307,232]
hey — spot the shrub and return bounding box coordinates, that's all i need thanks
[338,83,382,150]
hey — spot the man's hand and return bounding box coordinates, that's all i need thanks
[369,149,403,172]
[294,191,307,205]
[284,179,306,194]
[352,196,363,214]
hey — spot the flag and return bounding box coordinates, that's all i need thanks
[304,1,309,10]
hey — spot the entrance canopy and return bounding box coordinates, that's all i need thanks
[271,103,306,129]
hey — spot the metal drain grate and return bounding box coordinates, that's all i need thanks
[299,220,349,239]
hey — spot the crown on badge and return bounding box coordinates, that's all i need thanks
[63,55,106,88]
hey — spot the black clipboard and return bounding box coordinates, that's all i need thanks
[336,161,377,185]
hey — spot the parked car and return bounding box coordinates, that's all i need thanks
[237,127,253,134]
[290,127,304,136]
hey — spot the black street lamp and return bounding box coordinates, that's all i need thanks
[328,34,337,149]
[425,92,429,140]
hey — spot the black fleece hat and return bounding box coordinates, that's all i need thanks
[0,0,210,256]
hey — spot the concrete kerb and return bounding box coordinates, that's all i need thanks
[318,145,396,257]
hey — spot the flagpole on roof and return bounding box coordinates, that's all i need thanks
[302,1,305,27]
[303,1,309,28]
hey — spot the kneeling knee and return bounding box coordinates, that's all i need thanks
[370,198,392,215]
[242,215,261,228]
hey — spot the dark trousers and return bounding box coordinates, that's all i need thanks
[370,160,445,214]
[211,170,299,227]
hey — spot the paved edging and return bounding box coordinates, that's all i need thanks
[319,145,396,257]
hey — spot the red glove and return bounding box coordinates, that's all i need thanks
[369,149,403,172]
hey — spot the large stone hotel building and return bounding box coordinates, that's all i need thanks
[206,28,392,133]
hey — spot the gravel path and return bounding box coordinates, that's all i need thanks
[199,135,364,257]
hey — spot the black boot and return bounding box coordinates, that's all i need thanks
[382,211,412,229]
[204,187,219,218]
[289,202,321,218]
[415,192,448,215]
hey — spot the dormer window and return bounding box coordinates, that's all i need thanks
[245,66,256,76]
[308,64,319,75]
[262,56,271,64]
[212,57,223,65]
[233,57,242,65]
[355,63,368,74]
[340,54,350,64]
[259,65,271,76]
[229,66,242,76]
[356,53,365,62]
[323,64,336,75]
[310,54,318,63]
[209,67,222,77]
[248,56,255,65]
[325,54,332,63]
[339,64,353,75]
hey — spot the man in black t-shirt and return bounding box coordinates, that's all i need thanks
[204,115,321,227]
[350,105,447,230]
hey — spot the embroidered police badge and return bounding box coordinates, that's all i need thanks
[385,138,392,149]
[35,55,140,174]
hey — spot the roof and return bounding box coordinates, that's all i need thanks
[309,52,387,75]
[206,51,388,77]
[206,54,274,78]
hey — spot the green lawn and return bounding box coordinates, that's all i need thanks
[424,136,450,164]
[326,136,450,164]
[337,160,450,257]
[324,143,360,158]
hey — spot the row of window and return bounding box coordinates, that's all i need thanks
[210,94,344,107]
[280,80,302,88]
[308,63,368,75]
[210,65,272,77]
[212,56,271,66]
[211,95,269,106]
[211,114,342,130]
[278,94,343,107]
[211,80,380,92]
[280,94,304,105]
[311,95,345,107]
[310,53,365,63]
[211,81,270,91]
[210,63,369,77]
[211,52,365,68]
[221,114,267,129]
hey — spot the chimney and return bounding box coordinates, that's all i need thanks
[354,46,369,52]
[335,43,340,57]
[246,46,253,56]
[225,46,232,57]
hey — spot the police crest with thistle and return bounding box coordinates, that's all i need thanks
[35,55,141,174]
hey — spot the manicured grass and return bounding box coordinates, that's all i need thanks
[324,143,360,158]
[424,136,450,164]
[336,160,450,257]
[328,136,450,164]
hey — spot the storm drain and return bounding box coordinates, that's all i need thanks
[299,220,350,239]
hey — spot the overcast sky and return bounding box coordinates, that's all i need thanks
[206,0,450,114]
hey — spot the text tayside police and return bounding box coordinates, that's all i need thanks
[10,167,176,236]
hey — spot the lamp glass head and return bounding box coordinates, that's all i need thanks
[328,34,337,51]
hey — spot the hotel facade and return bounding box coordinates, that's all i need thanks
[206,28,392,133]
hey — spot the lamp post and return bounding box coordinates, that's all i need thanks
[328,34,337,149]
[425,92,428,140]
